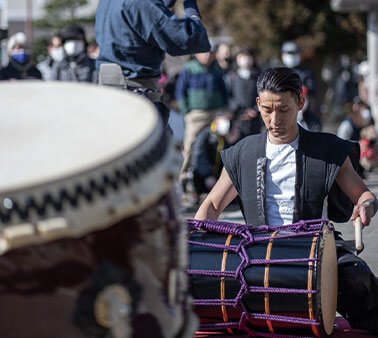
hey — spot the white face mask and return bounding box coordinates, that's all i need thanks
[50,47,65,62]
[361,108,372,124]
[282,53,301,68]
[64,40,85,57]
[216,119,231,136]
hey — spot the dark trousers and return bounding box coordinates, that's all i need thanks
[336,236,378,334]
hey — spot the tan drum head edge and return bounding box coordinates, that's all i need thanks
[320,226,338,335]
[0,82,182,254]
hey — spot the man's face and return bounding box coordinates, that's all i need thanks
[257,91,304,143]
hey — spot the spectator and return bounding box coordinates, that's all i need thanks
[337,96,371,142]
[37,33,64,81]
[190,114,239,201]
[229,47,262,139]
[0,32,42,80]
[52,25,97,83]
[87,40,99,60]
[164,74,185,145]
[357,60,369,105]
[281,41,317,111]
[332,55,359,121]
[337,96,372,178]
[175,49,228,182]
[297,86,322,132]
[215,43,233,91]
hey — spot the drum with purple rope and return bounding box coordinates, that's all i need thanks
[188,219,337,337]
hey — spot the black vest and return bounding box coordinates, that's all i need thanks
[221,126,360,226]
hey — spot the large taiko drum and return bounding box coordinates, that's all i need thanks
[0,82,195,338]
[188,219,338,337]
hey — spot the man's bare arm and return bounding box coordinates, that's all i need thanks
[195,168,238,220]
[336,157,377,226]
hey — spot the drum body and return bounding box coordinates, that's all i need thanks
[188,219,337,337]
[0,192,193,338]
[0,82,194,338]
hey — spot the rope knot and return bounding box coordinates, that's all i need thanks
[294,220,309,232]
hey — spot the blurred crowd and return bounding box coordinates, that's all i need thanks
[1,25,377,208]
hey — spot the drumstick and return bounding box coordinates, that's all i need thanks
[354,216,364,251]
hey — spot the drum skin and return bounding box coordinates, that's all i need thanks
[0,192,190,338]
[189,222,337,337]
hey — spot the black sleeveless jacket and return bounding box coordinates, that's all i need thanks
[221,126,360,226]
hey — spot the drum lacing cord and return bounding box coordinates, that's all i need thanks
[188,218,332,337]
[0,126,168,223]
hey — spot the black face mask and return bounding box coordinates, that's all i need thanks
[162,0,177,8]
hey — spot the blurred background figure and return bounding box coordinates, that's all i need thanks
[0,32,42,80]
[87,40,100,60]
[188,113,239,206]
[332,54,358,122]
[215,43,233,91]
[163,74,185,146]
[337,96,373,177]
[281,41,317,111]
[297,86,322,131]
[37,33,64,81]
[357,60,370,105]
[229,47,262,139]
[52,25,97,83]
[337,96,371,142]
[176,48,228,191]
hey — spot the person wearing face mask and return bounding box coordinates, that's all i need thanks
[229,47,262,139]
[297,86,322,132]
[0,32,42,81]
[337,96,372,142]
[281,41,317,111]
[188,114,239,206]
[37,33,64,81]
[51,25,97,83]
[95,0,210,127]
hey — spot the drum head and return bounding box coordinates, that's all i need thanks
[0,82,180,253]
[320,226,338,335]
[0,82,157,192]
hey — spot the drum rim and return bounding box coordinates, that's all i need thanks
[0,83,182,254]
[317,223,338,336]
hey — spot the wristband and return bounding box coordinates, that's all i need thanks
[362,198,378,215]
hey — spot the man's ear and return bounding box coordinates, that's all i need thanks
[298,95,305,110]
[256,96,260,110]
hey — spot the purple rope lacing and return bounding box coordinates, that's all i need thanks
[188,218,331,337]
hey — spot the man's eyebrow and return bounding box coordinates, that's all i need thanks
[261,104,289,108]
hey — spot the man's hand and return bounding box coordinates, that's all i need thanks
[351,198,377,227]
[336,157,377,228]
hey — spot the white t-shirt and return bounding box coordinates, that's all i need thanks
[265,135,299,226]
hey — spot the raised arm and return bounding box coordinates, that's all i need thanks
[195,168,238,220]
[336,157,377,226]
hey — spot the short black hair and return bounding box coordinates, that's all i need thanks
[257,67,302,102]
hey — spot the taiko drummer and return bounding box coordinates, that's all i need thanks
[195,67,378,334]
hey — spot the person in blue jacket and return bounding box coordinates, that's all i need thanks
[95,0,210,124]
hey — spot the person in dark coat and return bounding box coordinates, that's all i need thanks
[95,0,210,125]
[52,25,97,83]
[229,47,262,139]
[0,32,42,81]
